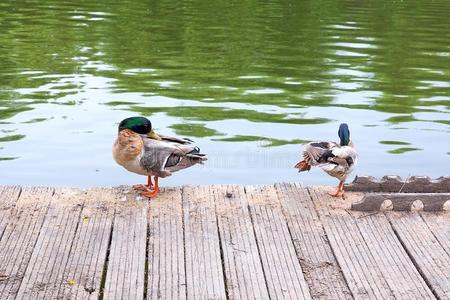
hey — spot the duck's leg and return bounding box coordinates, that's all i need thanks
[143,176,159,198]
[329,181,344,197]
[147,176,154,189]
[132,176,154,192]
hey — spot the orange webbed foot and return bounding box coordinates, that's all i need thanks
[133,176,155,192]
[133,184,149,192]
[328,190,345,198]
[142,176,159,198]
[142,188,159,198]
[328,181,344,198]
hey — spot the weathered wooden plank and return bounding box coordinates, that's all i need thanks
[0,187,53,300]
[103,190,147,300]
[352,193,450,211]
[0,186,21,242]
[57,188,117,299]
[387,212,450,298]
[309,187,394,299]
[246,185,311,300]
[213,184,269,299]
[147,187,186,300]
[275,183,352,299]
[420,212,450,256]
[183,185,226,300]
[355,214,434,299]
[15,188,85,299]
[314,187,438,299]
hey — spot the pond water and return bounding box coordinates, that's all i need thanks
[0,0,449,187]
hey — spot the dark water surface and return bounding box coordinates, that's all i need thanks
[0,0,449,187]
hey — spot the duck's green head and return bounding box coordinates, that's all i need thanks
[338,123,350,146]
[118,116,161,140]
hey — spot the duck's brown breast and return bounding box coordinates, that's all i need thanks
[112,129,144,166]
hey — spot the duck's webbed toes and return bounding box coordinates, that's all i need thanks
[133,184,150,192]
[328,190,344,197]
[328,182,345,198]
[142,176,159,198]
[143,189,159,198]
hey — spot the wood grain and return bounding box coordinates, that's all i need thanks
[0,187,53,300]
[275,183,352,299]
[147,187,186,300]
[213,184,269,299]
[58,188,116,300]
[15,188,85,299]
[103,190,147,300]
[387,212,450,298]
[246,185,312,300]
[0,186,22,242]
[183,185,226,300]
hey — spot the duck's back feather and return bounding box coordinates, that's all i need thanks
[159,134,194,144]
[320,144,357,180]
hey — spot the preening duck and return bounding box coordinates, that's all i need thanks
[294,123,357,197]
[113,116,207,197]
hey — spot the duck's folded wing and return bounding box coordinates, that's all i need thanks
[139,140,175,174]
[141,138,207,175]
[165,143,207,172]
[159,134,194,144]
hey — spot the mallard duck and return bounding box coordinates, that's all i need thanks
[113,116,207,197]
[294,123,357,197]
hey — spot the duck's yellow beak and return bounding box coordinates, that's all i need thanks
[147,129,162,140]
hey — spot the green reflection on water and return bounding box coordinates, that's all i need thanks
[379,140,411,145]
[105,101,140,106]
[388,147,422,154]
[21,118,48,124]
[0,0,448,122]
[131,106,331,125]
[0,134,26,143]
[0,157,19,161]
[0,0,449,168]
[385,115,418,124]
[169,123,224,138]
[214,135,309,148]
[0,107,34,121]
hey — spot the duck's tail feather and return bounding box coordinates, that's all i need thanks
[187,146,207,163]
[294,160,311,172]
[186,152,207,163]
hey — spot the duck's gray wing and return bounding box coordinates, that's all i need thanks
[139,139,173,177]
[165,143,207,173]
[140,138,206,177]
[303,141,337,166]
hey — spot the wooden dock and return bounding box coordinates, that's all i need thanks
[0,184,449,300]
